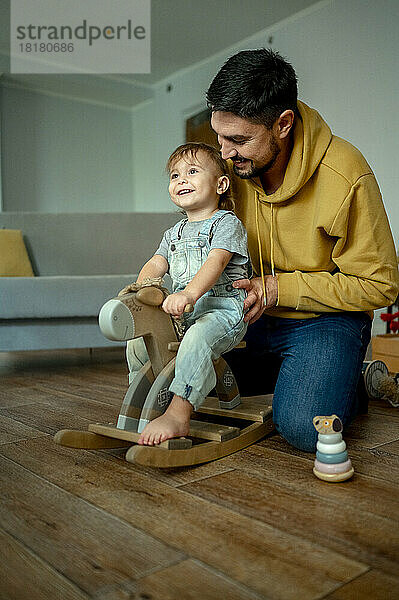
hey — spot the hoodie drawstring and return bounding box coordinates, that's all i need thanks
[270,203,275,277]
[254,192,275,306]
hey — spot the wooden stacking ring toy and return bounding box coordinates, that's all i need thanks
[312,415,354,482]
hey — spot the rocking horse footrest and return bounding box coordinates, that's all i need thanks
[218,394,241,409]
[197,394,273,422]
[88,423,192,449]
[88,420,239,445]
[87,417,241,447]
[90,420,240,444]
[189,420,240,442]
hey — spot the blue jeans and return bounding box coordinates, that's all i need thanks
[224,312,371,452]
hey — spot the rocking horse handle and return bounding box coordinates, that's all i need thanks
[176,303,194,322]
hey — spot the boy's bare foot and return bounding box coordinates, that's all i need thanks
[138,395,193,445]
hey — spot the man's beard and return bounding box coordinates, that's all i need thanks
[232,136,280,179]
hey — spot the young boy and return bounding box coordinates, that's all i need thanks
[127,142,251,446]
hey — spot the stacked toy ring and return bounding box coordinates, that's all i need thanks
[312,415,354,482]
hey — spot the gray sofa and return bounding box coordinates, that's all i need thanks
[0,212,178,352]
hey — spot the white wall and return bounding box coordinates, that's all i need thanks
[1,84,134,212]
[132,0,399,251]
[2,0,398,248]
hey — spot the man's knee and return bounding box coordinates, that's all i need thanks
[273,406,318,453]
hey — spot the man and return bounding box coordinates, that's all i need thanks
[207,48,399,451]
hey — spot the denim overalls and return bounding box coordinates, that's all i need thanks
[169,210,246,297]
[126,211,248,408]
[166,210,248,409]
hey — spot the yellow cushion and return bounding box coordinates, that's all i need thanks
[0,229,34,277]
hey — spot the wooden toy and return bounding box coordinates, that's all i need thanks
[312,415,354,482]
[54,281,274,468]
[380,309,399,333]
[363,360,399,407]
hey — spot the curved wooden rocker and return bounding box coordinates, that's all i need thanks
[54,282,274,468]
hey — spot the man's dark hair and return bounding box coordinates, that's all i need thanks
[206,48,298,129]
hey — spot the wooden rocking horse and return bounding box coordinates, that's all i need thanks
[54,282,274,467]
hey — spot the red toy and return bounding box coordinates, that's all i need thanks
[381,310,399,333]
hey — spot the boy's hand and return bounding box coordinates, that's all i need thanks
[162,292,196,317]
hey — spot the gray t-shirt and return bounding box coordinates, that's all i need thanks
[155,212,251,282]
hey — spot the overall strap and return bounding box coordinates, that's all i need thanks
[171,217,188,240]
[207,210,235,243]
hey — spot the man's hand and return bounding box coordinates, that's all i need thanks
[233,276,278,324]
[162,291,195,317]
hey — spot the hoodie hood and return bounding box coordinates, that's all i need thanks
[252,100,333,204]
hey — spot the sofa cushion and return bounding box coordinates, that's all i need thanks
[0,275,137,319]
[0,229,34,277]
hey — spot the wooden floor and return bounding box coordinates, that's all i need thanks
[1,349,399,600]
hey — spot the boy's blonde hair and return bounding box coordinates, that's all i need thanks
[166,142,234,211]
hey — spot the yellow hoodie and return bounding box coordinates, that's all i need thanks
[230,101,399,319]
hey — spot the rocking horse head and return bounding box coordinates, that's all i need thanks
[98,283,178,376]
[99,285,167,342]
